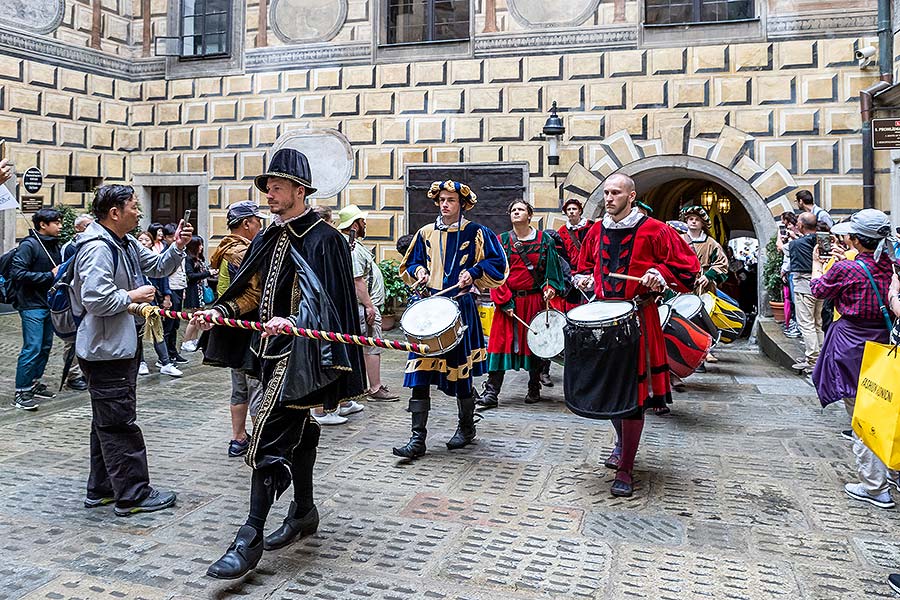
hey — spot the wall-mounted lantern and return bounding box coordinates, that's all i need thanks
[542,101,565,166]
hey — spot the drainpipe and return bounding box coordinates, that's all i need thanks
[878,0,893,83]
[861,0,893,209]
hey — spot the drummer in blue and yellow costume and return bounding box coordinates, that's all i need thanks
[394,180,508,459]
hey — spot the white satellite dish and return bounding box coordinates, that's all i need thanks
[271,128,353,199]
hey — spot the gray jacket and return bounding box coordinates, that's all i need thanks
[72,221,185,361]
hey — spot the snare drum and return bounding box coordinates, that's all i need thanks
[658,304,713,378]
[566,301,636,329]
[400,296,466,357]
[527,309,566,360]
[667,294,720,345]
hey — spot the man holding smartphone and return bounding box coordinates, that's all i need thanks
[787,212,823,372]
[71,185,192,516]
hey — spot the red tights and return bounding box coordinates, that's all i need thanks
[613,416,644,482]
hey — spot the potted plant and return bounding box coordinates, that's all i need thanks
[378,259,409,331]
[762,234,786,323]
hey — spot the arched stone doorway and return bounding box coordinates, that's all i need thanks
[562,124,798,315]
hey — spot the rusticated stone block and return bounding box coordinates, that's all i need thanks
[224,75,253,96]
[143,129,167,151]
[413,119,446,143]
[468,145,502,163]
[380,118,410,144]
[715,77,751,106]
[734,43,772,72]
[380,183,405,210]
[507,86,541,113]
[488,117,524,142]
[396,90,427,114]
[451,60,484,85]
[526,55,563,82]
[254,72,282,94]
[801,74,838,104]
[734,109,774,136]
[170,78,195,99]
[656,118,690,155]
[547,83,584,111]
[156,102,182,125]
[756,75,796,105]
[487,57,523,83]
[239,98,267,121]
[9,88,42,115]
[779,108,819,136]
[90,126,114,150]
[196,127,222,149]
[345,183,376,209]
[692,45,729,73]
[299,96,325,117]
[507,144,542,176]
[211,100,238,122]
[693,110,730,138]
[630,80,667,109]
[155,153,180,173]
[170,128,193,150]
[608,50,646,77]
[344,66,375,89]
[184,154,207,172]
[567,115,605,141]
[239,152,266,180]
[102,154,126,180]
[254,123,281,146]
[27,63,57,89]
[364,91,395,115]
[568,54,603,80]
[184,102,208,123]
[414,62,447,86]
[270,97,296,119]
[211,153,237,180]
[103,101,128,125]
[0,58,23,82]
[590,82,626,110]
[469,87,502,113]
[801,140,838,174]
[329,93,360,117]
[60,71,88,94]
[75,98,101,123]
[430,146,464,163]
[607,113,647,140]
[44,93,73,119]
[285,71,310,91]
[672,80,708,108]
[361,147,394,179]
[378,63,410,88]
[826,178,863,209]
[225,125,252,148]
[115,130,140,152]
[313,69,342,90]
[131,104,154,126]
[45,150,72,176]
[198,77,224,97]
[59,123,86,148]
[778,40,817,70]
[449,117,483,143]
[432,88,465,113]
[344,119,376,145]
[76,152,101,177]
[651,48,686,75]
[143,79,168,101]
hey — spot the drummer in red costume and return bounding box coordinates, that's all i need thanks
[572,173,699,497]
[477,200,566,410]
[557,199,593,309]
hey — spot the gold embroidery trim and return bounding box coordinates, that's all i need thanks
[246,357,288,468]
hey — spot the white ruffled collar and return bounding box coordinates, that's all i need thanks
[602,207,643,230]
[566,217,588,230]
[272,206,312,226]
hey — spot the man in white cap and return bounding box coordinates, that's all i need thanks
[337,204,398,402]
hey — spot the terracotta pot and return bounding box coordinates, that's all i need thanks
[381,313,397,331]
[769,301,785,324]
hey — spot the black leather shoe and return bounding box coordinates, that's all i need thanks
[392,409,428,459]
[66,377,89,391]
[611,472,633,497]
[114,488,176,517]
[207,525,263,579]
[264,502,319,550]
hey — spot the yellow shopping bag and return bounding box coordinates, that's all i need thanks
[478,303,495,338]
[852,342,900,469]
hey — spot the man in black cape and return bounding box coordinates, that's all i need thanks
[194,148,365,579]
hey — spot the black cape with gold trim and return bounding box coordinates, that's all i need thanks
[203,210,366,410]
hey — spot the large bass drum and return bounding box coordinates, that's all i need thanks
[563,300,642,420]
[659,304,713,378]
[400,296,466,357]
[667,294,720,345]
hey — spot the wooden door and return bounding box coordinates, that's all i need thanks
[151,186,198,228]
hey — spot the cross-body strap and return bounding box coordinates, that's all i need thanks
[854,258,894,331]
[508,229,542,287]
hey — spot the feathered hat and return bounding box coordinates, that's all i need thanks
[427,180,477,210]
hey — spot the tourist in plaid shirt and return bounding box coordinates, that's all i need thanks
[810,209,899,510]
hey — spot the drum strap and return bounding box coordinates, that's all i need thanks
[509,230,543,287]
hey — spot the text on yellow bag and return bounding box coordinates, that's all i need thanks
[852,342,900,470]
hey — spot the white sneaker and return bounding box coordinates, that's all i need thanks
[338,400,365,417]
[181,339,199,353]
[138,362,150,376]
[159,363,183,378]
[314,412,348,426]
[844,482,895,509]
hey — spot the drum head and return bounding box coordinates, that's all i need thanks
[701,293,716,315]
[669,294,703,319]
[657,304,672,329]
[527,309,566,359]
[401,296,459,336]
[567,301,634,326]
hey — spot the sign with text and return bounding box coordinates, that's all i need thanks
[21,197,44,212]
[22,167,43,194]
[872,119,900,149]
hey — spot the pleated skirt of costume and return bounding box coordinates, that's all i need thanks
[487,291,545,372]
[403,293,486,398]
[812,317,889,407]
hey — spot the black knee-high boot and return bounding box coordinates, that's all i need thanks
[476,370,504,409]
[393,389,429,458]
[265,419,321,550]
[525,366,542,403]
[446,396,476,449]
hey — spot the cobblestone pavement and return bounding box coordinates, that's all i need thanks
[0,313,896,599]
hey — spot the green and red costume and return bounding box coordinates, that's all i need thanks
[487,229,565,372]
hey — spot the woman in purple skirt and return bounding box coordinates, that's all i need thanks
[811,209,899,509]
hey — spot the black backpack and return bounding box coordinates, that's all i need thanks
[0,246,17,304]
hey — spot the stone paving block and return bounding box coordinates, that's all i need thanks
[20,572,171,600]
[793,562,896,600]
[541,463,651,509]
[279,514,459,575]
[610,546,800,599]
[0,562,56,599]
[324,448,469,491]
[649,471,809,528]
[438,527,611,597]
[582,509,684,545]
[683,519,751,553]
[273,570,509,600]
[453,459,551,500]
[750,526,858,566]
[852,537,900,570]
[402,492,583,533]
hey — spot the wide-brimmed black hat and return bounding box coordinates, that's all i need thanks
[254,149,317,195]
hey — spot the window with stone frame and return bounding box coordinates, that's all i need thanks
[644,0,753,25]
[180,0,231,58]
[385,0,470,45]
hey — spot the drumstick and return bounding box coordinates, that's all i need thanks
[434,283,461,297]
[510,312,537,334]
[609,272,675,289]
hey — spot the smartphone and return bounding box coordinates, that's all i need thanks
[183,209,192,225]
[778,224,787,240]
[816,231,831,256]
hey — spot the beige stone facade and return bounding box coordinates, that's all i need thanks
[0,0,892,263]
